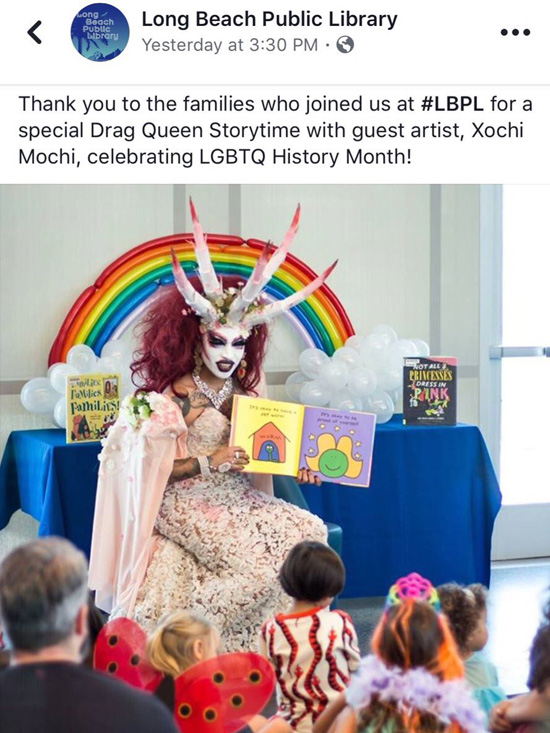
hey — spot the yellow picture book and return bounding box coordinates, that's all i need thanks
[230,395,377,487]
[66,372,120,443]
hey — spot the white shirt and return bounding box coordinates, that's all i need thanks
[260,606,361,732]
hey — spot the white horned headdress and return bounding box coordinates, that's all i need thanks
[171,198,337,333]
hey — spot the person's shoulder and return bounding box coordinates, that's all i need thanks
[71,667,177,728]
[331,609,355,626]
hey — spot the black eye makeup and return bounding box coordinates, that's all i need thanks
[208,335,227,346]
[232,338,246,347]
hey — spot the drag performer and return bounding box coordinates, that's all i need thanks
[89,201,337,650]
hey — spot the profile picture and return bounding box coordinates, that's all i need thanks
[71,3,130,62]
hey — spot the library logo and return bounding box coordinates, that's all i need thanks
[71,3,129,62]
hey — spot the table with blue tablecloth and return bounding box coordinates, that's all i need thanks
[0,416,501,598]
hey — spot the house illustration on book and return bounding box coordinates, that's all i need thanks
[249,422,289,463]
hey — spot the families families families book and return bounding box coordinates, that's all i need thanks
[66,372,120,443]
[230,396,376,487]
[402,357,457,426]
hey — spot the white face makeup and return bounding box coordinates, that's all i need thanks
[200,325,249,379]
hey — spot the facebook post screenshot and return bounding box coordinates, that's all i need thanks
[0,1,549,731]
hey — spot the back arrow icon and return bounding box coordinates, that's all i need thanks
[28,21,42,44]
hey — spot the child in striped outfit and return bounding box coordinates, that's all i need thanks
[260,541,361,733]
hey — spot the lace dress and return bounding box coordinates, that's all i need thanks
[132,407,328,651]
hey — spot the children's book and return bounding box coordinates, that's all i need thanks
[230,396,376,487]
[66,372,120,443]
[402,357,457,426]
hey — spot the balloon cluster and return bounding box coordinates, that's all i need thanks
[20,340,135,429]
[285,325,429,424]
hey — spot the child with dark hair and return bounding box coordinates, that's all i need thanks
[437,582,506,718]
[260,541,360,733]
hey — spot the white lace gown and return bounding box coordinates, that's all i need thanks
[132,407,328,651]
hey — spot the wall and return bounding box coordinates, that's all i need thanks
[0,183,485,554]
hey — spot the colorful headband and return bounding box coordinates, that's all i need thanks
[171,199,337,331]
[385,572,441,612]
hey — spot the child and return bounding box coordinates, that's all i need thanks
[437,582,507,718]
[260,541,361,733]
[314,573,486,733]
[490,620,550,732]
[147,610,268,733]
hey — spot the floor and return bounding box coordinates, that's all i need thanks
[339,558,550,696]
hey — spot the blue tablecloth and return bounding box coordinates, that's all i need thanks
[0,430,100,557]
[0,417,501,598]
[301,416,502,596]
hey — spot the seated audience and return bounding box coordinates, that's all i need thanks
[0,537,178,733]
[438,582,507,717]
[260,541,361,733]
[313,573,485,733]
[148,609,268,732]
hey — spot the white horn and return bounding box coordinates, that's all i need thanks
[242,260,338,328]
[171,249,217,323]
[189,197,222,298]
[228,204,301,321]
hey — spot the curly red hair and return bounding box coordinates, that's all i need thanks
[131,284,269,395]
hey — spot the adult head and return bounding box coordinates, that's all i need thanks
[0,537,89,662]
[132,285,269,394]
[132,200,335,394]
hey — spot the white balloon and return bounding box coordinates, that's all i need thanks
[329,388,363,412]
[332,347,361,370]
[49,363,79,394]
[377,367,403,392]
[318,360,350,391]
[360,334,389,369]
[387,389,401,406]
[47,362,63,378]
[345,335,365,352]
[96,356,121,374]
[371,324,398,346]
[411,339,430,357]
[363,388,395,424]
[285,372,309,402]
[67,344,97,374]
[53,398,67,429]
[101,340,132,369]
[299,380,331,407]
[348,367,378,398]
[387,339,419,370]
[298,348,330,379]
[20,378,59,414]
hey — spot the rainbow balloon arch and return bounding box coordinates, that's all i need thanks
[48,233,355,365]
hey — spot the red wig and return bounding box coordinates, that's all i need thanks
[131,285,269,395]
